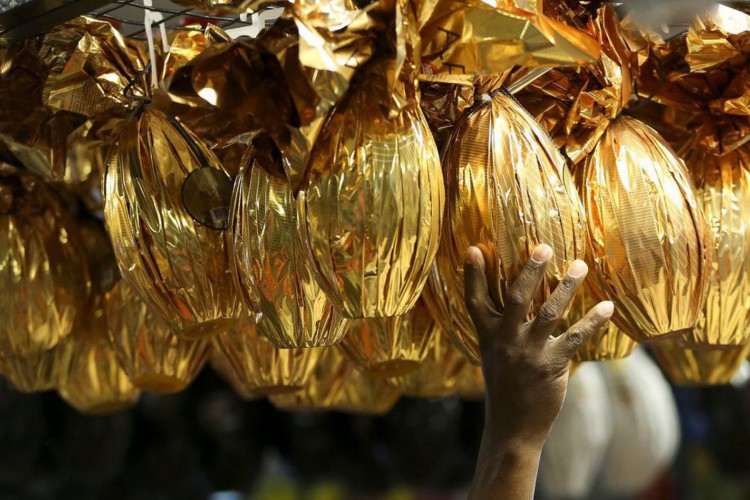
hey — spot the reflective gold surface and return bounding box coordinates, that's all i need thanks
[298,66,444,319]
[653,340,750,386]
[105,279,210,393]
[388,328,466,398]
[438,90,586,363]
[58,297,141,415]
[454,363,485,401]
[210,312,323,396]
[229,144,351,348]
[684,150,750,348]
[104,108,241,338]
[568,283,637,362]
[0,347,69,393]
[341,301,437,379]
[330,366,400,415]
[0,165,89,356]
[583,116,712,341]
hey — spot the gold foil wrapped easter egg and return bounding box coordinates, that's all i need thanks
[58,298,140,415]
[297,77,444,319]
[568,283,637,362]
[341,301,437,379]
[229,141,351,348]
[388,328,466,398]
[583,116,712,342]
[438,89,586,364]
[104,108,241,339]
[683,149,750,348]
[269,346,401,414]
[0,164,89,355]
[0,348,70,393]
[653,340,750,386]
[104,279,210,393]
[211,312,323,395]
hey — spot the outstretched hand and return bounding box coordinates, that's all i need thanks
[466,244,614,500]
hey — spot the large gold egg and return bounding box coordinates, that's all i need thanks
[438,90,586,363]
[683,148,750,348]
[341,301,436,379]
[210,311,323,396]
[104,279,209,393]
[298,79,444,319]
[652,339,750,386]
[583,116,712,341]
[103,108,241,339]
[229,143,351,348]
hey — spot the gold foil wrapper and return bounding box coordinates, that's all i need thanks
[58,298,141,415]
[454,363,485,401]
[683,149,750,348]
[388,327,466,398]
[653,340,750,386]
[583,116,712,341]
[0,348,70,393]
[298,76,444,318]
[417,0,600,77]
[229,143,351,348]
[568,283,637,362]
[105,279,210,393]
[341,301,437,378]
[104,107,241,339]
[272,345,401,415]
[210,312,323,396]
[0,165,89,355]
[438,89,586,363]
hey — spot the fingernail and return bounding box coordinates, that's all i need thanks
[531,244,553,264]
[597,301,614,318]
[465,247,485,270]
[567,260,588,279]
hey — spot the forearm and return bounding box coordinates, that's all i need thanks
[468,426,545,500]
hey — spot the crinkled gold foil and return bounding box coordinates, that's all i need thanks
[0,164,89,355]
[683,149,750,348]
[104,107,241,339]
[0,348,70,393]
[298,73,444,318]
[583,116,712,341]
[229,142,351,348]
[340,301,437,378]
[417,0,600,77]
[270,346,401,414]
[567,282,637,362]
[58,297,141,415]
[454,363,485,401]
[104,279,210,393]
[438,89,586,363]
[653,340,750,386]
[210,311,323,395]
[388,327,465,398]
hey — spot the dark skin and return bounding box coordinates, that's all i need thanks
[465,244,614,500]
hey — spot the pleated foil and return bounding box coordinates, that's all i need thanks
[683,149,750,348]
[57,297,141,415]
[340,300,437,378]
[568,282,637,362]
[653,340,750,386]
[270,345,401,414]
[105,279,210,393]
[0,165,89,357]
[229,144,351,348]
[388,327,466,398]
[103,107,241,339]
[0,348,70,393]
[583,116,712,341]
[210,311,323,396]
[298,76,444,319]
[438,90,586,364]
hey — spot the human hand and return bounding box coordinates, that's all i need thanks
[466,244,614,499]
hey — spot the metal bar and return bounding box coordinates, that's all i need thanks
[0,0,110,44]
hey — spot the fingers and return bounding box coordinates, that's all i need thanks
[529,260,588,343]
[503,244,553,327]
[464,247,498,333]
[552,301,615,359]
